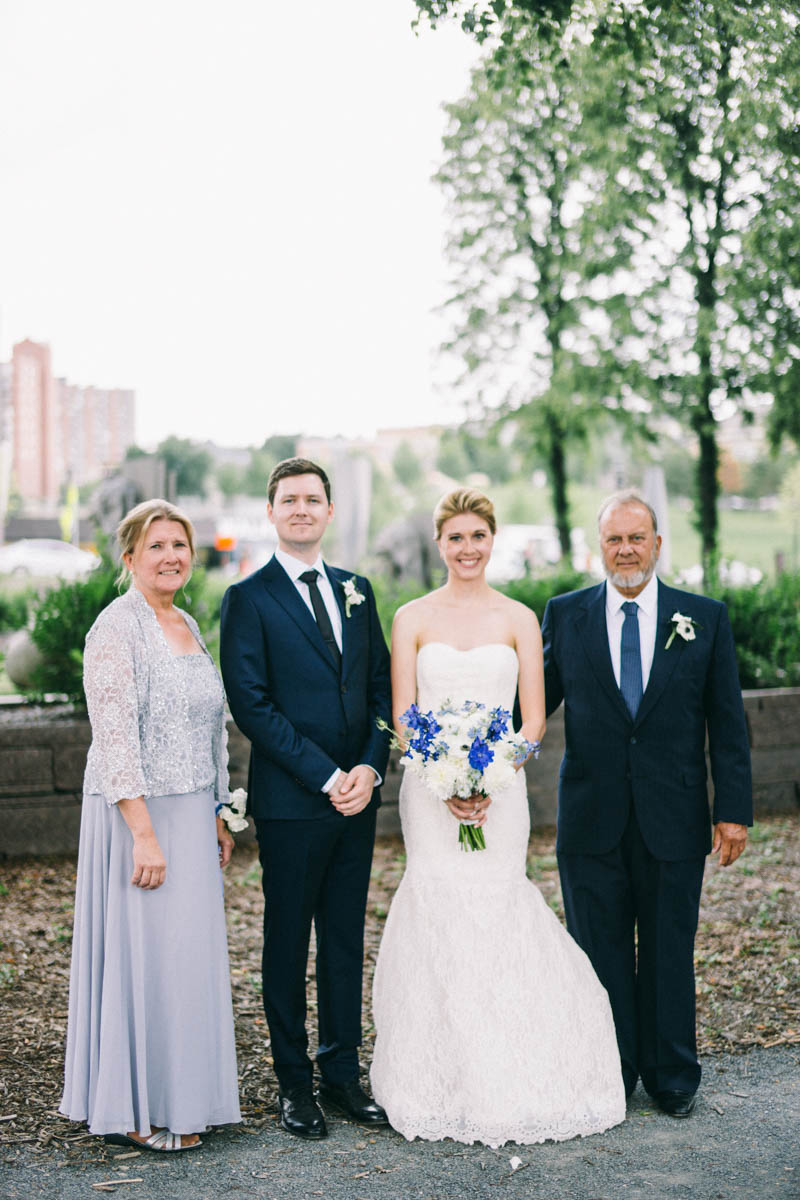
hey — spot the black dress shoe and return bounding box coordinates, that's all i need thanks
[654,1090,696,1118]
[278,1087,328,1139]
[318,1079,389,1126]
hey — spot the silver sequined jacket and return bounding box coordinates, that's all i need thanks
[82,585,230,807]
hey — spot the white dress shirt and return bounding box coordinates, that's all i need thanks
[605,574,659,694]
[274,547,379,794]
[275,547,343,652]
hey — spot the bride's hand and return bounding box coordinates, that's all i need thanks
[445,793,491,827]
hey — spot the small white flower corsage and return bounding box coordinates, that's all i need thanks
[665,611,698,650]
[217,787,249,833]
[343,576,365,618]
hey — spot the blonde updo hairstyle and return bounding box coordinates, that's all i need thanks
[116,498,197,588]
[433,487,497,541]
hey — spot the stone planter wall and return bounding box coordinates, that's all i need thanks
[0,689,798,858]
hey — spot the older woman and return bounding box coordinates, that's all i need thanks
[60,499,241,1151]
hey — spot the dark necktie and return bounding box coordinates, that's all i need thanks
[299,569,341,670]
[620,600,643,719]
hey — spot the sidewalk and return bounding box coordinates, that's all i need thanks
[3,1045,798,1200]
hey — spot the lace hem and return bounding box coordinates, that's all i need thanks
[382,1104,626,1148]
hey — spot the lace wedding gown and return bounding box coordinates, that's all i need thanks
[370,643,626,1147]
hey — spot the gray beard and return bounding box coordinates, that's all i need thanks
[606,563,656,591]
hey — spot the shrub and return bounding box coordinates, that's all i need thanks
[503,569,800,689]
[713,573,800,688]
[370,575,430,643]
[28,557,221,703]
[29,561,120,702]
[0,588,32,633]
[499,570,592,621]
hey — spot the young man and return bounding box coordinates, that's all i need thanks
[220,458,391,1138]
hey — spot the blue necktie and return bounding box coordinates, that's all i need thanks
[620,601,643,719]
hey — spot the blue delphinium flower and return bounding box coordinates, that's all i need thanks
[401,704,423,731]
[468,736,494,772]
[400,705,442,762]
[486,706,511,742]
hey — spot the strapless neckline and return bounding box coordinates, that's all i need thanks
[418,642,517,657]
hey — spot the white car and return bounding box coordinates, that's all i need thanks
[0,539,101,580]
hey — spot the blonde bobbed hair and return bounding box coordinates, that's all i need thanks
[116,498,196,587]
[433,487,497,540]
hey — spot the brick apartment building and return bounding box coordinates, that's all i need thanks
[6,338,135,507]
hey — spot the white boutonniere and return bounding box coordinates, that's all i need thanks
[343,576,365,618]
[665,611,699,650]
[217,787,249,833]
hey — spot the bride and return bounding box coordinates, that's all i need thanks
[370,487,626,1147]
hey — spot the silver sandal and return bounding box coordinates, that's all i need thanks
[105,1128,203,1152]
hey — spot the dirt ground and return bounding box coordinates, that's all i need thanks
[1,815,798,1161]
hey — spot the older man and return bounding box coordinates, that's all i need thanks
[541,491,752,1117]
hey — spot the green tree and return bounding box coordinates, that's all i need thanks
[242,435,300,496]
[743,451,799,501]
[216,462,247,499]
[156,437,213,497]
[586,1,800,581]
[659,442,696,500]
[422,0,800,581]
[393,441,424,489]
[436,429,473,480]
[436,23,644,556]
[412,0,573,41]
[262,434,298,463]
[437,425,515,483]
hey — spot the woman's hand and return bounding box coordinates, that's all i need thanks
[216,817,235,868]
[131,832,166,890]
[445,793,491,827]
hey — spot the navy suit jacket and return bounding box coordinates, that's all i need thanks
[541,580,753,861]
[220,556,392,821]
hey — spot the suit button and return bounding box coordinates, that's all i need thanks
[340,685,347,695]
[630,736,637,744]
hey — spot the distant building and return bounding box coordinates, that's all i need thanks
[12,339,59,503]
[0,362,12,539]
[8,338,135,507]
[60,382,136,486]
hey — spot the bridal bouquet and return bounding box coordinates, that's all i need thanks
[390,701,539,851]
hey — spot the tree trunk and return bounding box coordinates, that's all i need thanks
[692,406,719,588]
[546,422,571,560]
[693,251,720,589]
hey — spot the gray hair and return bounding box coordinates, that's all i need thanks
[597,490,658,535]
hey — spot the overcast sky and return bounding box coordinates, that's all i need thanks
[0,1,478,448]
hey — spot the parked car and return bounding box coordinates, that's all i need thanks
[0,539,100,580]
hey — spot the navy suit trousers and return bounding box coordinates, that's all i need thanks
[558,804,705,1097]
[255,805,377,1091]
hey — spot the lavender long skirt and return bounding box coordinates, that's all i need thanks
[60,788,241,1136]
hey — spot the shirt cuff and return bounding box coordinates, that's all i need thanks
[322,766,381,792]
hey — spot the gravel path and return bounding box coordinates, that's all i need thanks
[3,1045,798,1200]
